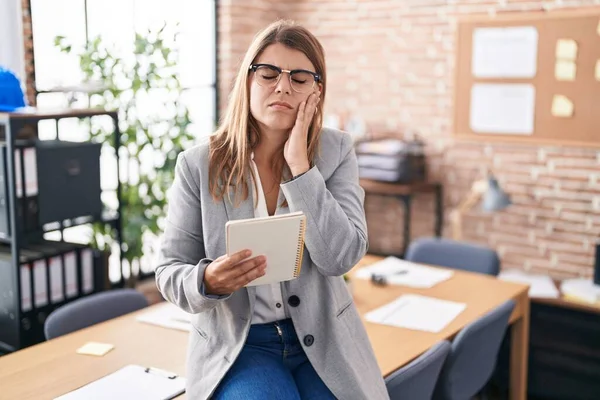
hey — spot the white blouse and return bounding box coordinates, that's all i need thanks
[249,154,290,324]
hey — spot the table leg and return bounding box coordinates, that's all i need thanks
[510,292,530,400]
[399,195,411,257]
[435,184,443,237]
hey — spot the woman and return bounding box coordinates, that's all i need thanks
[155,20,389,400]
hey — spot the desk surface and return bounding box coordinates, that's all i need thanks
[0,254,529,400]
[359,179,440,196]
[353,255,528,377]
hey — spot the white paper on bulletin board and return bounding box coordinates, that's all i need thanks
[472,26,539,78]
[470,83,536,135]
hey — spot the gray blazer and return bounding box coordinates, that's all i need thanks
[154,128,389,400]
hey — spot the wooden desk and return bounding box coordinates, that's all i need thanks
[0,255,530,400]
[0,307,189,400]
[359,179,443,257]
[353,255,530,400]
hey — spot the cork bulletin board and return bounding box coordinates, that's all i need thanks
[454,8,600,148]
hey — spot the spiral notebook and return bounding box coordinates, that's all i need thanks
[226,211,306,286]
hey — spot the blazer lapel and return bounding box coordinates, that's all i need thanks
[222,182,257,316]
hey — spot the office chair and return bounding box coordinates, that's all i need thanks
[405,237,500,276]
[432,300,516,400]
[385,340,451,400]
[44,288,148,340]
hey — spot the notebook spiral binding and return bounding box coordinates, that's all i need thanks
[294,217,307,277]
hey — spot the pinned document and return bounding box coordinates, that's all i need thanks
[554,60,577,81]
[365,294,466,333]
[595,60,600,82]
[470,83,535,135]
[551,95,574,118]
[471,26,538,78]
[555,39,578,60]
[555,60,576,81]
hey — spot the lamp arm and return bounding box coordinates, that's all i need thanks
[450,179,488,240]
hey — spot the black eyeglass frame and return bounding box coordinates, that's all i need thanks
[248,63,321,92]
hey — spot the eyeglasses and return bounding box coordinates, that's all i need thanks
[249,63,321,94]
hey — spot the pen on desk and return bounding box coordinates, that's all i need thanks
[371,270,408,285]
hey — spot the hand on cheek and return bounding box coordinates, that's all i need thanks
[283,90,321,177]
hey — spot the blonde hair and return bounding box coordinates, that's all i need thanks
[208,20,326,206]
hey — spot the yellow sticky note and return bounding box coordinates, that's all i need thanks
[556,39,578,60]
[596,60,600,81]
[555,60,576,81]
[76,342,114,356]
[597,20,600,36]
[551,95,574,118]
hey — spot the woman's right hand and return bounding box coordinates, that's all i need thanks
[203,250,267,295]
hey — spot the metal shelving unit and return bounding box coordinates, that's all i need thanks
[0,108,123,353]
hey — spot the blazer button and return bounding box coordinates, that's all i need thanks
[288,295,300,307]
[303,334,314,347]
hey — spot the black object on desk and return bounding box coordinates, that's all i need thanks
[360,179,443,257]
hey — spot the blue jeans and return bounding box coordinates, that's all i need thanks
[212,318,337,399]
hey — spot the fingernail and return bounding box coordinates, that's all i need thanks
[258,256,266,263]
[246,250,252,257]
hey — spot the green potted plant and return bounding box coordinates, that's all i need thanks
[55,24,196,285]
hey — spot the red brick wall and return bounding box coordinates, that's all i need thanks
[218,0,600,279]
[217,1,293,113]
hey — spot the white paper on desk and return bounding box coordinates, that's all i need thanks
[355,256,453,288]
[472,26,538,78]
[470,83,535,135]
[53,364,185,400]
[498,269,559,298]
[365,294,466,333]
[136,302,192,332]
[560,278,600,303]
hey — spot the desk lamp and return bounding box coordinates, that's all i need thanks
[450,173,511,241]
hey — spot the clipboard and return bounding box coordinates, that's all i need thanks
[53,364,186,400]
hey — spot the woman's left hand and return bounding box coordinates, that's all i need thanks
[284,90,320,177]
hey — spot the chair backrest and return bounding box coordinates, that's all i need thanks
[385,340,451,400]
[44,289,148,340]
[433,299,516,400]
[405,237,500,276]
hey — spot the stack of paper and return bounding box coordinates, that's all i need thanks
[355,257,454,288]
[136,302,192,332]
[365,294,466,333]
[560,279,600,304]
[498,269,559,298]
